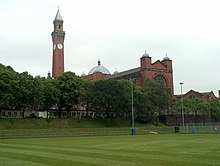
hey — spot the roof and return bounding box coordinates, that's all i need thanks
[54,9,63,21]
[106,67,141,79]
[88,60,111,75]
[175,90,218,99]
[162,53,171,61]
[163,56,170,61]
[142,50,150,58]
[152,60,167,67]
[185,90,216,97]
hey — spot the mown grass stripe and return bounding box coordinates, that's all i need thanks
[0,147,142,166]
[0,151,97,166]
[0,143,169,165]
[0,156,46,166]
[0,135,219,166]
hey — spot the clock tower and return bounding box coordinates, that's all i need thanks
[51,9,65,77]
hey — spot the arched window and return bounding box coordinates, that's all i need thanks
[153,74,167,86]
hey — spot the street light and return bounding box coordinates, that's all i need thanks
[180,82,184,127]
[130,79,135,135]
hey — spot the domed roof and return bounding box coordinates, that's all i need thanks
[163,53,171,61]
[142,50,150,58]
[88,60,111,75]
[113,69,119,75]
[81,71,86,77]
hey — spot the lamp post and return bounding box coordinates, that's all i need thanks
[180,82,184,127]
[130,79,135,135]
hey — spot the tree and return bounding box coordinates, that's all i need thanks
[16,72,44,109]
[57,72,85,108]
[32,76,45,109]
[207,99,220,121]
[78,79,94,114]
[0,64,19,109]
[42,77,60,109]
[91,79,131,118]
[135,79,172,123]
[0,65,44,112]
[174,98,206,115]
[47,72,87,118]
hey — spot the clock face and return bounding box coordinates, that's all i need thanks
[57,43,63,49]
[53,44,56,50]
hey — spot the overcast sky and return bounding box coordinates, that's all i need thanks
[1,0,220,96]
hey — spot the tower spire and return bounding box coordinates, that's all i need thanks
[54,8,63,21]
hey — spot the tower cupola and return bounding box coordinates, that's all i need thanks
[142,50,150,58]
[163,53,171,61]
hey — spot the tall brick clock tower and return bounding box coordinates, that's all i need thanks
[51,9,65,77]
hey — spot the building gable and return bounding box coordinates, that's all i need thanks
[152,60,167,70]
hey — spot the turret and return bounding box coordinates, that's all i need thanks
[162,53,172,71]
[140,50,151,71]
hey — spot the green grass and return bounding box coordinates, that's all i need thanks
[0,118,132,129]
[0,118,174,138]
[0,134,219,166]
[0,128,131,139]
[0,127,174,139]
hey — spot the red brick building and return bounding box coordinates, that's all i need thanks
[51,9,65,77]
[82,51,174,96]
[175,89,218,102]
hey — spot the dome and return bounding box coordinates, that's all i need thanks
[81,71,86,77]
[113,69,119,75]
[163,53,171,61]
[88,60,111,75]
[142,50,150,58]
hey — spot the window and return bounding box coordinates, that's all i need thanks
[8,112,11,117]
[59,24,61,29]
[154,74,166,86]
[14,112,17,116]
[2,112,5,116]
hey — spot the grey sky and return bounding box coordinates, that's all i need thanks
[0,0,220,96]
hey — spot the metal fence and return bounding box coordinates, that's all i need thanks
[179,123,220,134]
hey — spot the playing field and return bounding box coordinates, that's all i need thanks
[0,134,219,166]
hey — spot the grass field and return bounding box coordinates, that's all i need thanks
[0,134,219,166]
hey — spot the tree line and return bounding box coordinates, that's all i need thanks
[0,63,220,122]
